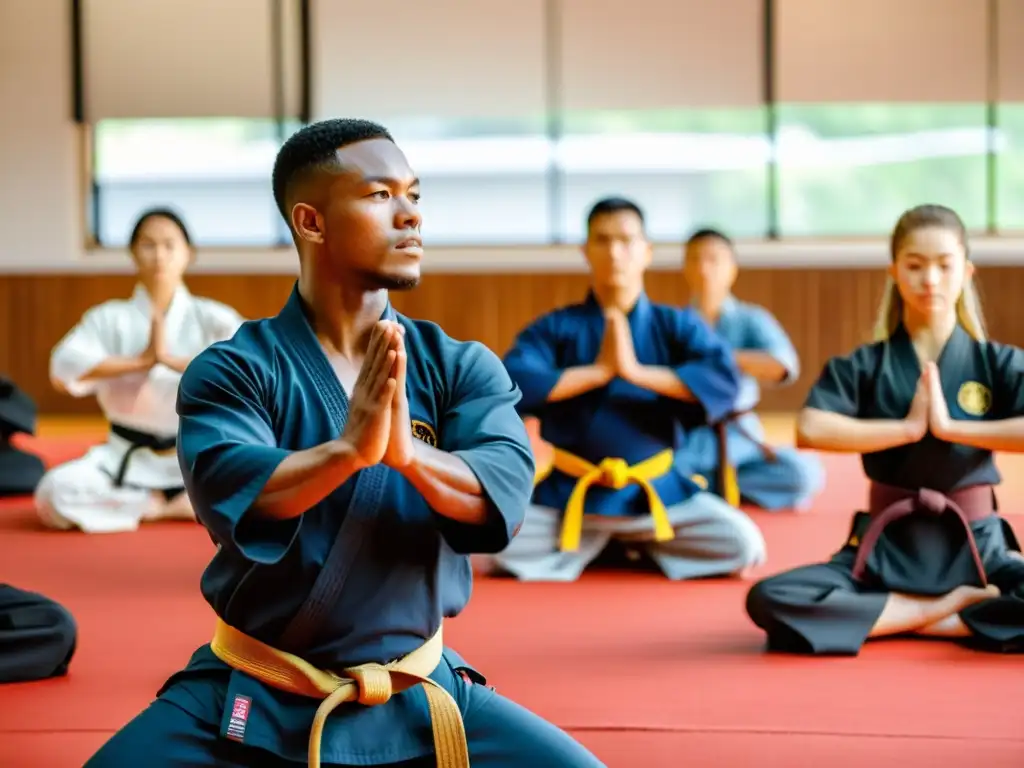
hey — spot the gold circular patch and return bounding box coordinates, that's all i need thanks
[411,420,437,447]
[956,381,992,417]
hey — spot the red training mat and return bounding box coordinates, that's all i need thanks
[0,440,1021,767]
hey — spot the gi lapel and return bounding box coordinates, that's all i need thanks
[936,325,978,417]
[886,324,923,403]
[161,285,192,341]
[275,284,397,651]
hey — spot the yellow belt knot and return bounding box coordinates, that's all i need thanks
[596,458,631,488]
[547,448,677,552]
[346,664,392,705]
[209,621,469,768]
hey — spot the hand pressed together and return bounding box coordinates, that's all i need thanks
[339,320,415,469]
[596,308,641,382]
[905,362,953,441]
[139,312,167,368]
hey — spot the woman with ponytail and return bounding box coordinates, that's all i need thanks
[745,204,1024,655]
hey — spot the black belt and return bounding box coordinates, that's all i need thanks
[110,424,177,488]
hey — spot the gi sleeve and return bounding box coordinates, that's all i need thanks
[743,305,800,385]
[992,343,1024,419]
[803,352,863,417]
[501,314,563,413]
[176,349,295,565]
[437,342,535,554]
[49,306,116,398]
[670,310,742,424]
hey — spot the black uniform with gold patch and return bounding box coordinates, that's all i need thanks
[746,324,1024,655]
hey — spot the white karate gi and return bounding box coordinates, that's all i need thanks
[35,284,244,533]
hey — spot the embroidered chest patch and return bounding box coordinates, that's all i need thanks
[411,420,438,446]
[957,381,991,417]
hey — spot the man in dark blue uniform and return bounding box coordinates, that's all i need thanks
[84,119,604,768]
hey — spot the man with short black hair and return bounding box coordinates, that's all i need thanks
[682,227,823,511]
[494,197,767,582]
[85,118,603,768]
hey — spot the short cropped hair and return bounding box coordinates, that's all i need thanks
[585,197,645,234]
[271,118,394,220]
[686,227,733,249]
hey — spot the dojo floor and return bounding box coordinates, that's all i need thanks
[1,415,1022,768]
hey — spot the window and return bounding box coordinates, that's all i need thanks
[92,116,556,248]
[85,0,1024,249]
[995,104,1024,232]
[556,108,770,242]
[92,105,1018,249]
[92,118,299,248]
[311,1,551,246]
[555,0,765,242]
[774,104,990,238]
[385,116,554,246]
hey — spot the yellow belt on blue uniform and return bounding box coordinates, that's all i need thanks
[534,447,704,552]
[210,620,469,768]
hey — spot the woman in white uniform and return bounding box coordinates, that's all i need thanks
[35,209,245,533]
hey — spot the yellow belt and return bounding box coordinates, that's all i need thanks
[210,620,469,768]
[534,447,678,552]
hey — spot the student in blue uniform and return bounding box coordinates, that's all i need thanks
[746,204,1024,655]
[681,228,824,511]
[84,119,604,767]
[490,198,767,583]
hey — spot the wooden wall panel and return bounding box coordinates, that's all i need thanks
[4,267,1024,415]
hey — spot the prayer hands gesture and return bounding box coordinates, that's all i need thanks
[382,325,416,469]
[905,362,951,442]
[340,320,417,470]
[923,362,952,439]
[905,376,930,441]
[140,312,167,368]
[597,309,640,381]
[342,321,403,468]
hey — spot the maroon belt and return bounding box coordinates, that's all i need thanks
[851,483,994,586]
[713,410,778,498]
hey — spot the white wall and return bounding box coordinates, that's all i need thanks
[1,0,1023,275]
[0,0,83,271]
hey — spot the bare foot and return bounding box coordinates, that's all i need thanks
[141,493,168,522]
[161,493,197,521]
[141,493,196,522]
[917,584,1000,637]
[949,583,1001,609]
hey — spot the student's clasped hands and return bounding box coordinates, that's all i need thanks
[597,308,641,381]
[906,362,952,441]
[341,320,416,470]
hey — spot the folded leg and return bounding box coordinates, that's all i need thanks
[84,699,275,767]
[0,584,77,684]
[458,682,605,767]
[959,551,1024,652]
[737,447,824,512]
[492,491,766,583]
[745,560,888,655]
[34,456,164,533]
[89,681,604,768]
[489,504,612,582]
[642,491,767,580]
